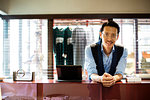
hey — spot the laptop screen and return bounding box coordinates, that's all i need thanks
[56,65,82,81]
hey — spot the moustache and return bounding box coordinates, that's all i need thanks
[106,41,113,43]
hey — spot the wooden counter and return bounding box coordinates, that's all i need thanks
[0,79,150,100]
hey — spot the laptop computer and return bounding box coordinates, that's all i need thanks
[56,65,82,82]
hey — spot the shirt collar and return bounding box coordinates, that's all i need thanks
[101,43,115,53]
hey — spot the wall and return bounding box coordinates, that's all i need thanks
[1,0,150,15]
[0,0,9,14]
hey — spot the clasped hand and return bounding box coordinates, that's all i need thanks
[101,73,116,87]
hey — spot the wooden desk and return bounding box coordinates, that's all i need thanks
[0,79,37,100]
[0,79,100,100]
[0,79,150,100]
[102,80,150,100]
[37,80,100,100]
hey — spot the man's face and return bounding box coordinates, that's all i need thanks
[100,26,119,50]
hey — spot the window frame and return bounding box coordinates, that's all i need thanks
[1,14,150,79]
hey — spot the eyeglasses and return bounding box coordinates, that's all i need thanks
[102,32,118,39]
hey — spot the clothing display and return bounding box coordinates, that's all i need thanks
[56,40,64,65]
[53,27,73,65]
[72,27,86,67]
[53,27,64,65]
[64,27,73,65]
[53,26,97,67]
[53,27,64,52]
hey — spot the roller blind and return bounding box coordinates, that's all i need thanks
[138,19,150,74]
[0,19,49,79]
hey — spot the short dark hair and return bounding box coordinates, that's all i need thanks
[100,19,120,34]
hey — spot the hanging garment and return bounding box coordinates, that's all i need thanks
[72,27,86,67]
[64,27,73,65]
[53,27,64,65]
[53,27,63,52]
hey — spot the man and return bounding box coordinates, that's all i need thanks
[85,19,128,87]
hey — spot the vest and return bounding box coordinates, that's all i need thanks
[91,41,124,76]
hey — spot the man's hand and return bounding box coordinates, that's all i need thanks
[101,73,116,87]
[90,73,123,87]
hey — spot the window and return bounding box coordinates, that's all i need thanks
[138,19,150,74]
[114,19,135,75]
[0,19,48,79]
[53,18,150,78]
[0,16,150,80]
[0,18,3,76]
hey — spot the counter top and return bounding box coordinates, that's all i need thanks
[1,79,150,100]
[1,79,150,84]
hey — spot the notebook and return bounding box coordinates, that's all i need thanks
[56,65,82,82]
